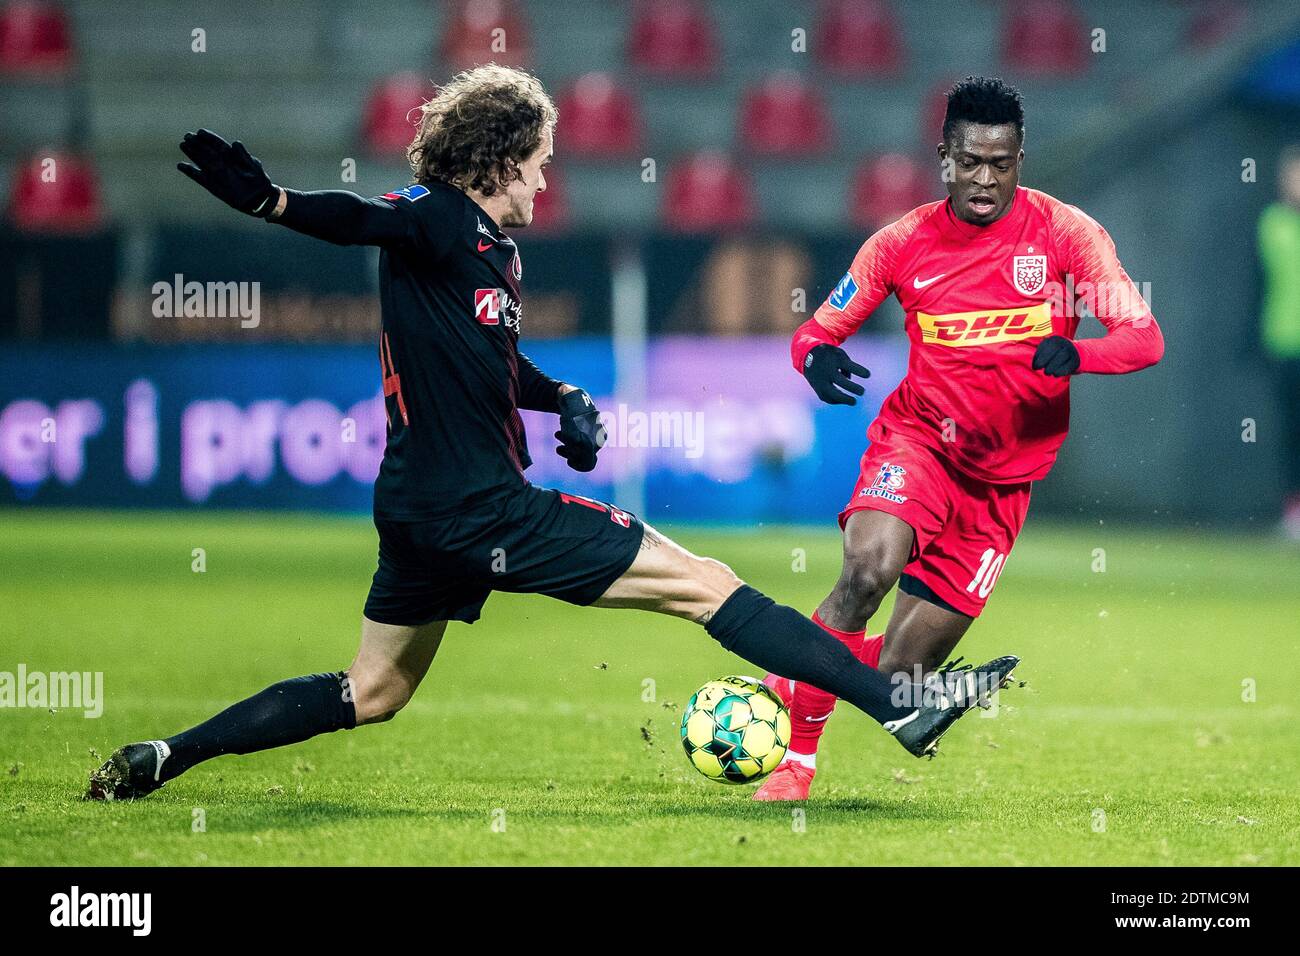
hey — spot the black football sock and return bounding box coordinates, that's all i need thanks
[704,586,911,725]
[158,672,356,783]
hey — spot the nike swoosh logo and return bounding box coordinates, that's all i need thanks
[477,239,494,252]
[913,274,945,289]
[804,714,832,723]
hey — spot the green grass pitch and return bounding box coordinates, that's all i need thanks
[2,509,1298,866]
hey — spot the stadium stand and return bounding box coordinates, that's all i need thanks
[739,71,835,157]
[627,0,719,77]
[361,71,430,160]
[441,0,531,71]
[816,0,905,77]
[555,71,642,158]
[850,152,933,230]
[3,0,1251,235]
[0,0,71,74]
[1002,0,1089,76]
[7,150,103,233]
[662,151,756,231]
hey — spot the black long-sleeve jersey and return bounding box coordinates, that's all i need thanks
[274,181,561,519]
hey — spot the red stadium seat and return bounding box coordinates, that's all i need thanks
[627,0,719,78]
[441,0,531,71]
[554,72,641,158]
[1185,2,1246,50]
[528,162,569,233]
[0,0,72,75]
[923,78,955,145]
[816,0,904,77]
[8,152,104,233]
[851,153,934,230]
[662,152,756,232]
[1002,0,1088,76]
[739,72,833,157]
[362,72,431,159]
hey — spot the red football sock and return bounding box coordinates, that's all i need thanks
[857,634,883,668]
[787,612,867,756]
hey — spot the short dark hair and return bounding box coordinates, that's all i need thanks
[943,76,1024,145]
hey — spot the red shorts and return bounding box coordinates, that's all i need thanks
[839,437,1032,618]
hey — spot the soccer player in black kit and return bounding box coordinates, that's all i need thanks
[88,65,1018,801]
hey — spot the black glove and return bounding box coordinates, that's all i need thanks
[1032,335,1081,377]
[802,344,870,405]
[555,389,606,473]
[177,129,279,217]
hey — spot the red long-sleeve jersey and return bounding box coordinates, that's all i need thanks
[792,186,1164,484]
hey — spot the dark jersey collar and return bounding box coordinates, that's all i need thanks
[420,179,505,237]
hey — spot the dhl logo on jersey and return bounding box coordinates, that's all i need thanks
[916,303,1052,347]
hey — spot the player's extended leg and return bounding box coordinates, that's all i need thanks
[348,617,448,724]
[85,617,446,800]
[758,588,978,800]
[754,510,912,798]
[591,523,1006,756]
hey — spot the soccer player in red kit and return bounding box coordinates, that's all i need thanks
[755,76,1165,800]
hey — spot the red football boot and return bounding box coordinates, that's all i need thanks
[753,760,815,801]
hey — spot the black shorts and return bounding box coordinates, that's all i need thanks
[363,484,645,626]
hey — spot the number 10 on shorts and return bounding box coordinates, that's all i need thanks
[967,548,1007,598]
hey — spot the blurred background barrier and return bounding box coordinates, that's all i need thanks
[0,337,905,519]
[2,0,1299,526]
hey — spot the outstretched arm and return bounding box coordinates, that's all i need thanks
[177,128,425,248]
[268,188,420,247]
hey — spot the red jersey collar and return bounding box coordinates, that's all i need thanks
[941,186,1027,241]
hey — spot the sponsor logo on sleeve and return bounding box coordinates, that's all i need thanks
[828,272,859,311]
[382,184,430,202]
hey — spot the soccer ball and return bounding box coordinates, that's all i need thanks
[679,675,791,784]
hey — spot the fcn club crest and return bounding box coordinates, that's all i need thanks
[1013,255,1047,296]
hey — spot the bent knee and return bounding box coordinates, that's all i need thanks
[347,667,417,725]
[838,555,904,608]
[695,555,743,602]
